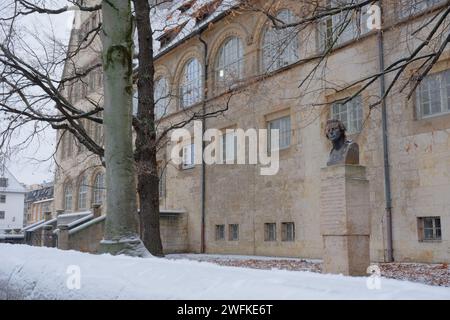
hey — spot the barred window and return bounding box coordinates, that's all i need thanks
[262,9,299,72]
[180,58,203,108]
[416,69,450,118]
[155,77,169,119]
[418,217,442,241]
[268,116,291,150]
[93,173,105,205]
[229,224,239,241]
[331,95,363,134]
[215,224,225,241]
[216,37,244,89]
[282,222,295,241]
[264,223,277,241]
[78,175,88,210]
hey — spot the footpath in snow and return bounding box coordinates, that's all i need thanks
[0,244,449,300]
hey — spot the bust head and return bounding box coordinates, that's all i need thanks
[325,119,346,144]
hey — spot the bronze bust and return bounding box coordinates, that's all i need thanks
[325,119,359,166]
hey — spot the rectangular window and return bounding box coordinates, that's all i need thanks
[0,178,8,188]
[418,217,442,241]
[416,69,450,119]
[398,0,444,19]
[282,222,295,241]
[229,224,239,241]
[268,116,291,150]
[158,168,166,198]
[221,131,237,163]
[215,224,225,241]
[0,195,5,203]
[331,95,363,134]
[182,143,195,169]
[318,0,370,51]
[264,223,277,241]
[0,211,5,219]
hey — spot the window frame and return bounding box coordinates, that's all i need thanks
[64,182,73,212]
[154,77,170,119]
[330,95,363,135]
[215,224,225,241]
[228,224,239,241]
[262,9,300,73]
[264,223,277,242]
[0,177,9,188]
[418,216,442,241]
[268,115,292,151]
[281,222,295,241]
[215,36,244,89]
[0,194,5,203]
[93,172,105,206]
[180,58,203,108]
[182,143,196,170]
[77,175,88,210]
[0,211,5,220]
[416,69,450,119]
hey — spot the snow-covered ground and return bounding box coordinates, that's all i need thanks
[1,244,449,300]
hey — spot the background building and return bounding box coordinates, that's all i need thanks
[0,166,26,232]
[24,183,55,226]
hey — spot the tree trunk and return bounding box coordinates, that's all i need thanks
[133,0,164,256]
[98,0,149,257]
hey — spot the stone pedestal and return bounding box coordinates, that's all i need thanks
[320,165,370,276]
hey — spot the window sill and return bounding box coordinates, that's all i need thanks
[418,239,442,243]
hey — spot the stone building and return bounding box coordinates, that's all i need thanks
[54,0,449,262]
[24,183,55,226]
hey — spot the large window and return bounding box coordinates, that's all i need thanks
[416,69,450,119]
[64,182,73,211]
[78,175,88,210]
[216,37,244,88]
[155,77,169,119]
[262,9,299,72]
[398,0,444,19]
[331,95,363,134]
[180,58,203,108]
[93,172,105,205]
[318,0,370,50]
[268,116,291,150]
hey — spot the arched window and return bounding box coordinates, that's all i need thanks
[93,172,105,205]
[180,58,202,108]
[262,9,299,73]
[78,175,88,210]
[155,77,169,119]
[64,182,73,211]
[215,37,244,89]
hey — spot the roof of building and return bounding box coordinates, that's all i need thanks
[0,167,27,194]
[149,0,239,57]
[25,184,54,203]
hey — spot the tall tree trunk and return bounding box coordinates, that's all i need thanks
[133,0,164,256]
[99,0,149,257]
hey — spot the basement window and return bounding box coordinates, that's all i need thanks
[215,224,225,241]
[418,217,442,241]
[264,223,277,241]
[229,224,239,241]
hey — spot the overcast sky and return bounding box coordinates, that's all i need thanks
[4,4,74,186]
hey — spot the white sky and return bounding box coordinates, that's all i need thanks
[5,5,74,186]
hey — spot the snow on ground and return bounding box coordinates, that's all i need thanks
[1,244,449,300]
[168,254,450,287]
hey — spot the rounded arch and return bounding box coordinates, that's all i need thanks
[253,8,300,73]
[213,36,244,90]
[173,47,204,109]
[91,170,105,206]
[207,23,249,63]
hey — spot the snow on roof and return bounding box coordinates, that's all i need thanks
[148,0,239,58]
